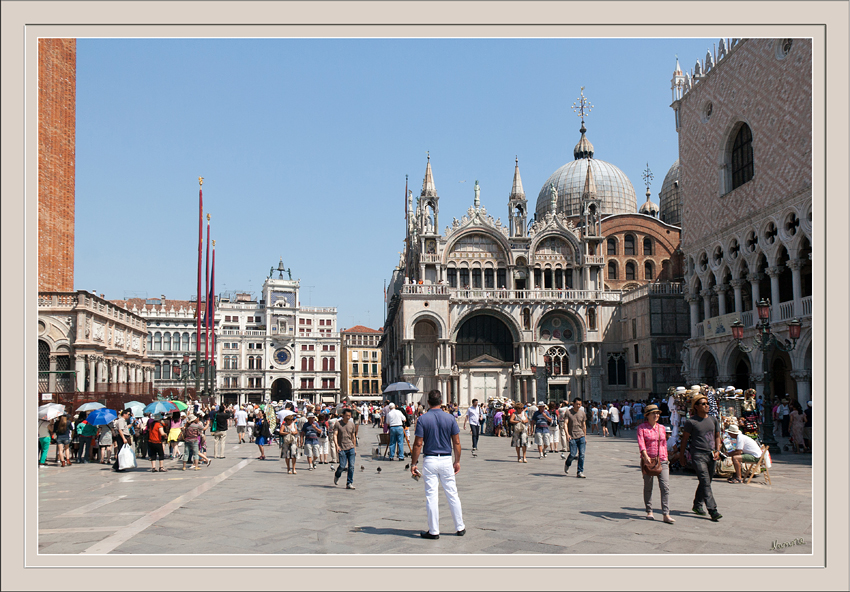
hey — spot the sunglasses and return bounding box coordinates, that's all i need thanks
[696,401,709,406]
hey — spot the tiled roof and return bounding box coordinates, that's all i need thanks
[342,325,381,334]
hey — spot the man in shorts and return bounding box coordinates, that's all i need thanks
[234,405,249,443]
[300,413,322,470]
[531,402,553,459]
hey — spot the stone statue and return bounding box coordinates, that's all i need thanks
[474,180,480,208]
[550,182,558,210]
[680,344,690,375]
[270,266,274,278]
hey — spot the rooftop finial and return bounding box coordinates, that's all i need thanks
[571,86,593,129]
[199,176,203,187]
[641,162,654,193]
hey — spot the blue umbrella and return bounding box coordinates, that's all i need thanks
[85,408,118,426]
[144,400,177,415]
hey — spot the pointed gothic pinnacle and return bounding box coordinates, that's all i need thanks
[511,157,525,199]
[421,154,436,197]
[583,162,597,198]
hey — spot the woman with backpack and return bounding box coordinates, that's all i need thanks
[146,413,168,472]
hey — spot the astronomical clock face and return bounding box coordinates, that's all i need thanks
[274,348,291,366]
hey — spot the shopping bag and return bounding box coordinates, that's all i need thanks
[118,443,137,470]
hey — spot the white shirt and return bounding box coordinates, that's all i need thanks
[466,406,481,426]
[609,407,620,422]
[386,409,406,427]
[734,433,762,458]
[235,410,248,426]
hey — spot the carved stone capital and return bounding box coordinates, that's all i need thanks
[730,279,746,289]
[766,266,783,278]
[700,289,712,298]
[789,370,811,382]
[747,273,762,283]
[686,294,701,305]
[787,259,805,271]
[713,284,729,294]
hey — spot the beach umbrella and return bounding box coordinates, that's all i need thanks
[85,408,118,426]
[76,401,105,412]
[38,403,66,421]
[144,400,177,415]
[123,401,146,417]
[170,400,188,411]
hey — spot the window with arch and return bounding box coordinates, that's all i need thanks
[330,357,336,371]
[625,262,636,281]
[544,346,570,376]
[643,237,653,256]
[484,268,494,289]
[182,332,190,350]
[146,334,152,351]
[607,353,627,385]
[231,356,239,370]
[191,332,197,351]
[730,123,754,190]
[163,332,171,351]
[459,269,470,288]
[456,315,514,363]
[645,261,654,281]
[607,261,618,280]
[497,268,507,289]
[471,269,482,289]
[522,308,531,330]
[301,357,308,371]
[322,357,329,371]
[154,361,161,380]
[607,238,617,255]
[624,235,635,256]
[162,361,171,379]
[447,268,457,288]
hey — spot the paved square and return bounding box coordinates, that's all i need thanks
[36,425,813,555]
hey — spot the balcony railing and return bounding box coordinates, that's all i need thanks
[740,310,754,328]
[421,253,441,263]
[401,284,451,295]
[801,295,812,317]
[620,282,684,304]
[584,255,605,265]
[449,288,622,303]
[778,300,795,321]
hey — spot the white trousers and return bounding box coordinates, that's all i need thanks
[423,455,465,535]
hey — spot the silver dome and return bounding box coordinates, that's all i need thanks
[658,159,681,226]
[535,158,638,218]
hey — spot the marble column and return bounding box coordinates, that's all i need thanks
[88,355,96,391]
[790,370,811,409]
[701,289,712,322]
[75,355,86,392]
[48,353,58,392]
[788,259,804,316]
[767,267,782,318]
[748,273,761,310]
[730,279,745,314]
[687,295,700,338]
[715,284,728,316]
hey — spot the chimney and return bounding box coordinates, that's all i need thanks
[161,294,166,302]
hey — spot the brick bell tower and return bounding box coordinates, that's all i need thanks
[38,38,77,292]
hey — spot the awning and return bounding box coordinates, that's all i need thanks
[345,395,383,401]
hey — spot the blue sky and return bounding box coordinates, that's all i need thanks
[75,37,713,330]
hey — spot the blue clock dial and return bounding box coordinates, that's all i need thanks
[274,348,290,365]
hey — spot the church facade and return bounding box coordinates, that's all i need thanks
[381,101,685,406]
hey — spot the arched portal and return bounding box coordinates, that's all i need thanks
[697,350,718,386]
[413,319,438,399]
[455,314,515,407]
[271,378,292,401]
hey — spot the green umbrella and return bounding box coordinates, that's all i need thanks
[170,400,188,411]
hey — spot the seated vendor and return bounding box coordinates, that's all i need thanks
[725,424,762,483]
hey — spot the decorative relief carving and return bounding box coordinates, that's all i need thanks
[132,335,140,351]
[93,323,104,341]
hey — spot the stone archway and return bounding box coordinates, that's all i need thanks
[696,350,718,386]
[271,377,292,401]
[413,320,438,396]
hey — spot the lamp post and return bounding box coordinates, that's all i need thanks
[730,299,801,454]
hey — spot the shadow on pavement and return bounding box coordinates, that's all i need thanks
[354,526,420,538]
[580,510,640,521]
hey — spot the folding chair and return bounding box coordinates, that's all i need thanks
[745,444,771,485]
[377,432,390,459]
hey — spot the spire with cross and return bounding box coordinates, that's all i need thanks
[641,163,654,193]
[571,86,593,125]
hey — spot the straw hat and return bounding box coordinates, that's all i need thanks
[725,424,741,435]
[643,404,660,415]
[690,393,707,410]
[675,386,687,394]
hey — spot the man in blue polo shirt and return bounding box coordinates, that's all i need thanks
[410,389,465,540]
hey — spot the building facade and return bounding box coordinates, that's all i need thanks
[39,291,154,399]
[672,38,813,407]
[382,114,685,406]
[115,267,343,406]
[340,325,383,401]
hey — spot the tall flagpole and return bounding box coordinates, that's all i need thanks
[195,177,203,398]
[211,240,216,403]
[204,213,211,397]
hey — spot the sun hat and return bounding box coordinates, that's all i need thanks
[187,414,196,422]
[388,403,395,409]
[734,389,744,395]
[690,385,701,392]
[725,386,735,393]
[643,404,660,415]
[180,411,186,417]
[664,425,672,433]
[725,424,741,435]
[306,413,316,418]
[690,394,707,410]
[675,386,687,393]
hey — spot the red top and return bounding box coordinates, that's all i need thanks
[636,422,668,461]
[148,421,164,444]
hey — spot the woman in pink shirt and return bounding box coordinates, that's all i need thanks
[637,404,674,524]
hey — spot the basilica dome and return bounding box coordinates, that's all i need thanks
[658,159,682,226]
[535,125,638,219]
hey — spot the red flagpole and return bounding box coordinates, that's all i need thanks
[195,178,203,397]
[204,214,211,395]
[211,241,216,368]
